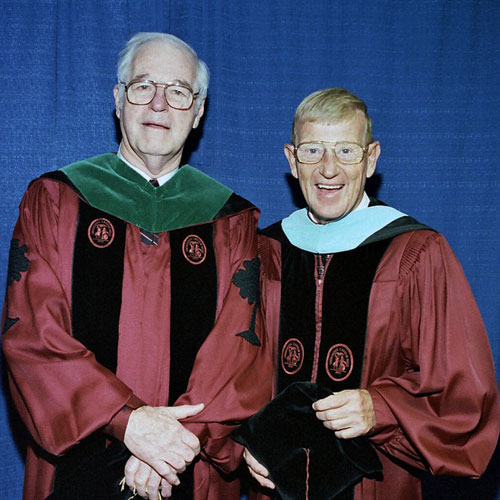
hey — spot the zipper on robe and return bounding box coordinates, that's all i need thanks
[311,254,332,382]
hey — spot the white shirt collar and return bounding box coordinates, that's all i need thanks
[117,148,178,186]
[357,192,371,211]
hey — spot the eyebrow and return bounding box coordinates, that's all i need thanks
[130,73,194,89]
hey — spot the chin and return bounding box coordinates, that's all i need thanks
[309,211,339,225]
[310,205,346,223]
[139,146,174,157]
[320,216,343,224]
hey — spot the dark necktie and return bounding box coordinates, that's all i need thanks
[140,178,160,245]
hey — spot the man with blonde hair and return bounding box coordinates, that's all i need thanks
[2,32,270,500]
[238,88,499,500]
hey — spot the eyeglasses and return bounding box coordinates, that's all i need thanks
[294,141,370,165]
[122,79,199,110]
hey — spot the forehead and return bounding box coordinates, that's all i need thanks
[296,112,366,143]
[129,41,197,86]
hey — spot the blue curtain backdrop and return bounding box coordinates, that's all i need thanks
[1,1,499,498]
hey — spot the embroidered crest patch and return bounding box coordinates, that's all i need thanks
[281,338,304,375]
[182,235,207,265]
[325,344,353,382]
[88,218,115,248]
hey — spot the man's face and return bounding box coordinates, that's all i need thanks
[113,41,205,174]
[284,112,380,223]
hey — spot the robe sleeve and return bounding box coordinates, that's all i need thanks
[175,209,274,474]
[2,179,139,457]
[366,231,499,477]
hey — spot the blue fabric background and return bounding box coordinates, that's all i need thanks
[1,1,499,498]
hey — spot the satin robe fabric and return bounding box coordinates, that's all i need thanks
[256,228,499,500]
[2,173,273,500]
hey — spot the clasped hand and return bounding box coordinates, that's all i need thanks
[123,403,204,499]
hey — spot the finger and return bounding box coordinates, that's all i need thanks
[157,463,180,486]
[248,467,276,490]
[125,456,141,489]
[168,440,198,464]
[134,462,153,498]
[181,430,201,454]
[150,459,182,480]
[312,393,345,411]
[145,469,162,500]
[315,407,350,422]
[169,403,205,419]
[319,413,351,429]
[163,452,189,473]
[244,449,269,477]
[333,426,364,439]
[330,417,374,438]
[161,478,173,498]
[162,469,180,486]
[321,416,367,439]
[315,408,334,421]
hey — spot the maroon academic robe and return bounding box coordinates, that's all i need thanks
[2,171,272,500]
[257,228,499,500]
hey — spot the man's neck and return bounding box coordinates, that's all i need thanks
[118,143,182,178]
[117,147,179,185]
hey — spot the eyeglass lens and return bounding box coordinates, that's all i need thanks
[127,81,193,109]
[297,143,364,164]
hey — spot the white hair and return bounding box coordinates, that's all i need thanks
[116,32,209,111]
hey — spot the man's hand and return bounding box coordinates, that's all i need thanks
[124,404,204,479]
[243,448,275,490]
[124,455,176,499]
[313,389,375,439]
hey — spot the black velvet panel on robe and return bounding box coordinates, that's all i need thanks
[168,223,217,406]
[71,199,127,372]
[167,223,217,499]
[274,230,392,394]
[49,200,130,500]
[232,382,382,500]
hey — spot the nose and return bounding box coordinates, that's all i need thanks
[318,147,341,178]
[149,87,169,112]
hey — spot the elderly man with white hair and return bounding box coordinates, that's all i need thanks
[2,32,270,500]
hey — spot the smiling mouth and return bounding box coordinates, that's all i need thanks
[317,184,342,191]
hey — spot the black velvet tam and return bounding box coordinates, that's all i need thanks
[232,382,382,500]
[46,439,132,500]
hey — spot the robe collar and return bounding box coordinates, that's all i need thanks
[61,153,233,233]
[282,205,408,253]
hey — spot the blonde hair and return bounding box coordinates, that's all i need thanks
[291,88,373,145]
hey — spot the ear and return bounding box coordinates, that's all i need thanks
[192,98,206,129]
[113,84,121,119]
[366,141,380,178]
[284,144,299,179]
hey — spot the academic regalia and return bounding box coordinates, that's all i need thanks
[250,201,499,500]
[2,154,272,500]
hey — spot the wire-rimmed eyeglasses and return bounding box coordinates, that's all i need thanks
[294,141,370,165]
[121,79,199,110]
